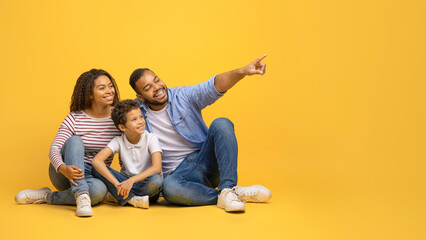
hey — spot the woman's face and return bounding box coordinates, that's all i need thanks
[91,75,115,107]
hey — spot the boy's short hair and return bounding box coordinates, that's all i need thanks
[111,99,140,129]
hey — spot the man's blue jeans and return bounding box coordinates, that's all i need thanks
[47,136,107,205]
[162,118,238,206]
[92,164,163,205]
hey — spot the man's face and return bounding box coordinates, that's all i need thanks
[135,70,168,111]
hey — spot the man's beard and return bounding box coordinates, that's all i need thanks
[146,90,168,107]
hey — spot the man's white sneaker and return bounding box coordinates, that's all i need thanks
[15,187,51,204]
[217,188,245,212]
[234,185,272,203]
[76,193,93,217]
[128,195,149,209]
[102,191,119,204]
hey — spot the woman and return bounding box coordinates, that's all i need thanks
[15,69,121,217]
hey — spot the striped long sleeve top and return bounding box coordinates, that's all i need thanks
[49,111,121,171]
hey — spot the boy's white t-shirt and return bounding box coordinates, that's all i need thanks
[107,132,162,177]
[146,106,199,178]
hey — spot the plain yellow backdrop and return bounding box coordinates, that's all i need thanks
[0,0,425,239]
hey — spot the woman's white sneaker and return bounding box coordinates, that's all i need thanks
[76,193,93,217]
[128,195,149,209]
[234,185,272,203]
[217,188,245,212]
[15,187,51,204]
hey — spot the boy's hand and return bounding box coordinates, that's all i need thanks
[116,178,135,199]
[58,164,83,186]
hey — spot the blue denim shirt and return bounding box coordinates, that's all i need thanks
[135,75,225,148]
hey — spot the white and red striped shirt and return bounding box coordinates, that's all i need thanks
[49,111,121,171]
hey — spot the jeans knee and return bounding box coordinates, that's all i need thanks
[147,174,163,196]
[210,118,234,133]
[88,180,107,205]
[65,136,84,147]
[162,177,181,204]
[62,136,84,156]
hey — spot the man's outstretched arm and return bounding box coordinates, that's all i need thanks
[214,54,267,93]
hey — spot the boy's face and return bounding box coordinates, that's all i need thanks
[119,108,145,135]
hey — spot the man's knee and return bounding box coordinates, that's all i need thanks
[147,174,163,196]
[88,179,107,205]
[210,118,234,133]
[162,176,177,198]
[162,176,185,205]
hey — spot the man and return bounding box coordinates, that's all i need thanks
[129,54,271,212]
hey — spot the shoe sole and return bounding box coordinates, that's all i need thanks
[225,207,245,212]
[76,211,93,217]
[217,203,245,212]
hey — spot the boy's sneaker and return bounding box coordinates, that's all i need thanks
[234,185,272,203]
[76,193,93,217]
[217,188,245,212]
[15,187,51,204]
[128,195,149,209]
[102,192,119,204]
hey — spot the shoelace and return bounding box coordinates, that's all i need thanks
[234,187,258,201]
[223,189,240,203]
[77,195,91,207]
[26,192,46,204]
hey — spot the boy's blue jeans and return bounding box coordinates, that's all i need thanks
[162,118,238,206]
[92,165,163,205]
[47,136,107,205]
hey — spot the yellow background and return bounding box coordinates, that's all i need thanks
[0,0,425,239]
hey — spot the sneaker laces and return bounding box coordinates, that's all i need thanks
[222,189,240,203]
[26,192,47,204]
[233,187,258,201]
[77,194,91,207]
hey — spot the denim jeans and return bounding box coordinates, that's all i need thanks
[162,118,238,206]
[47,136,107,205]
[93,164,163,205]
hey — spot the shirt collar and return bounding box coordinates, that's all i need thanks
[121,133,145,149]
[136,98,148,112]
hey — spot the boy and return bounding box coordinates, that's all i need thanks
[92,99,163,209]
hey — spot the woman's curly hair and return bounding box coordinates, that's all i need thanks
[70,69,120,112]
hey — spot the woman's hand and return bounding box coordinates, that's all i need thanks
[58,164,84,186]
[116,178,135,199]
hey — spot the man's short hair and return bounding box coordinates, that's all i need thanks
[129,68,152,94]
[111,99,140,130]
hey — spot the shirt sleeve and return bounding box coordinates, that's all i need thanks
[182,75,226,110]
[107,137,120,154]
[148,134,162,154]
[49,113,76,172]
